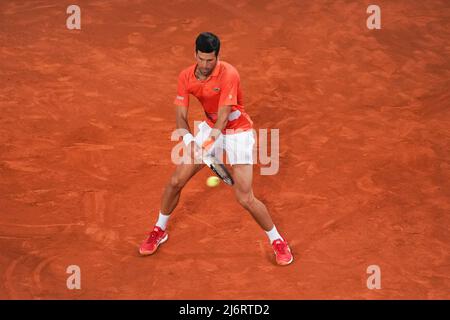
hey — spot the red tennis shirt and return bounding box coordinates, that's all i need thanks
[174,60,253,133]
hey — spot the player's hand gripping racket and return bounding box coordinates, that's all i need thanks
[198,137,234,186]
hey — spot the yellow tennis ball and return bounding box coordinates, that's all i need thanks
[206,176,220,187]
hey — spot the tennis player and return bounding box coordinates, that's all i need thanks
[139,32,293,266]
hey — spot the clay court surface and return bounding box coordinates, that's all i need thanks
[1,0,449,299]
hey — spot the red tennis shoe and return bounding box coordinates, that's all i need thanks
[272,238,293,266]
[139,226,168,256]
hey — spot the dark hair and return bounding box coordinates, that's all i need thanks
[195,32,220,57]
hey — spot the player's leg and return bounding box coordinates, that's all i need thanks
[139,161,204,256]
[160,162,204,216]
[226,130,274,230]
[139,121,211,256]
[232,164,273,230]
[232,164,293,265]
[226,130,293,265]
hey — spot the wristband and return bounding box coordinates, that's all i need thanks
[183,133,195,146]
[201,136,216,151]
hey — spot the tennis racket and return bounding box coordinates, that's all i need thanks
[202,154,234,186]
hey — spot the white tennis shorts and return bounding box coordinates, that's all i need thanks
[194,121,255,165]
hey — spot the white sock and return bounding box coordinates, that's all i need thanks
[155,211,170,230]
[265,225,283,243]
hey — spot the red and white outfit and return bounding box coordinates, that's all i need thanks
[139,61,294,266]
[174,61,255,165]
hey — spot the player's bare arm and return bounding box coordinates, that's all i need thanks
[202,105,231,151]
[175,105,191,134]
[211,105,231,136]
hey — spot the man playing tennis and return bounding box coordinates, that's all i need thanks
[139,32,293,266]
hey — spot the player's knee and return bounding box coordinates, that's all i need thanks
[236,192,254,209]
[169,175,187,190]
